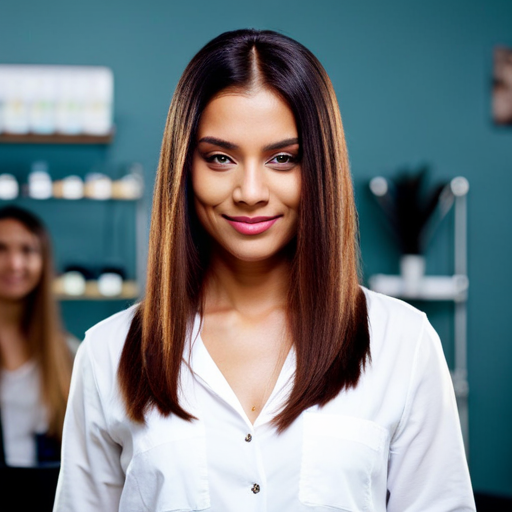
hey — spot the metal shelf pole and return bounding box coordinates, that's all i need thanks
[452,182,470,457]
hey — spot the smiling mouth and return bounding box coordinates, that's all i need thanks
[0,273,26,280]
[223,215,281,224]
[222,215,282,235]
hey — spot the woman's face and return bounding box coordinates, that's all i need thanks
[0,219,43,302]
[191,87,301,263]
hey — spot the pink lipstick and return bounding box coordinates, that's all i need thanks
[223,215,281,235]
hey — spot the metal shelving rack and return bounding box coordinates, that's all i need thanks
[369,177,470,456]
[0,132,115,145]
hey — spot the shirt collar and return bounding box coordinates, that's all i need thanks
[186,313,296,429]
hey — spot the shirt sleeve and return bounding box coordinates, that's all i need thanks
[53,337,125,511]
[387,316,476,512]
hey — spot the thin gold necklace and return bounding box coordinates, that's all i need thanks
[249,336,291,416]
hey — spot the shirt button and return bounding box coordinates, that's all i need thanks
[245,433,252,442]
[251,483,260,494]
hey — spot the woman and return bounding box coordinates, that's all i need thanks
[0,205,74,467]
[55,30,475,511]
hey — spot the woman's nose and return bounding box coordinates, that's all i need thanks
[232,162,269,205]
[7,251,25,271]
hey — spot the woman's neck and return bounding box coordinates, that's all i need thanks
[204,250,291,317]
[0,298,25,327]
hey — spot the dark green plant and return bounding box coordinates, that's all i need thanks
[370,165,447,255]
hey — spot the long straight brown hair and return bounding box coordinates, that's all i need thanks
[0,206,73,438]
[119,29,370,432]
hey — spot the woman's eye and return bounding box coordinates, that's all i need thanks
[268,154,297,166]
[206,154,233,165]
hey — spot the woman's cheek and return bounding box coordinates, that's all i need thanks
[274,169,301,209]
[192,170,234,208]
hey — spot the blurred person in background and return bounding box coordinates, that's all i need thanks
[0,205,76,467]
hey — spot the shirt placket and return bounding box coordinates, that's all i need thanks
[186,316,296,511]
[242,423,267,511]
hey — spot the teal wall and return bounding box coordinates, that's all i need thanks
[1,0,510,497]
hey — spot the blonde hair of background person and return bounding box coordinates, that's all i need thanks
[55,29,475,511]
[0,206,73,464]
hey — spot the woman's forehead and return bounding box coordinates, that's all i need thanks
[0,219,39,245]
[197,88,298,147]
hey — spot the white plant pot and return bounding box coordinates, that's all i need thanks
[400,254,426,295]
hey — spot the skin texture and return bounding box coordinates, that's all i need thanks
[192,87,301,423]
[0,219,43,370]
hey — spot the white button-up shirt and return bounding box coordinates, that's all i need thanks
[53,289,475,511]
[0,361,47,466]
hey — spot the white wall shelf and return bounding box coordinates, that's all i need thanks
[0,131,114,145]
[53,279,138,301]
[369,274,468,301]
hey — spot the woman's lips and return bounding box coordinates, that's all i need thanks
[0,274,27,285]
[223,215,281,235]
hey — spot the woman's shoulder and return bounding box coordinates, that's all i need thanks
[361,286,432,360]
[78,304,139,372]
[85,303,138,338]
[360,288,449,412]
[362,286,426,326]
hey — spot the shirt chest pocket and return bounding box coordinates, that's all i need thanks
[299,413,387,512]
[122,415,210,512]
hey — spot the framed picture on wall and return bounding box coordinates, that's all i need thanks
[492,46,512,125]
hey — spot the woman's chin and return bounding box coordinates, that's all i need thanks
[0,286,34,302]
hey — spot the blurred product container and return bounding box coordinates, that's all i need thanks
[53,175,84,199]
[28,161,53,199]
[0,65,114,136]
[2,67,31,134]
[0,174,19,199]
[111,163,144,200]
[84,173,112,199]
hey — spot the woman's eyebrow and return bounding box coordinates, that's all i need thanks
[263,138,299,151]
[197,137,237,150]
[197,137,300,152]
